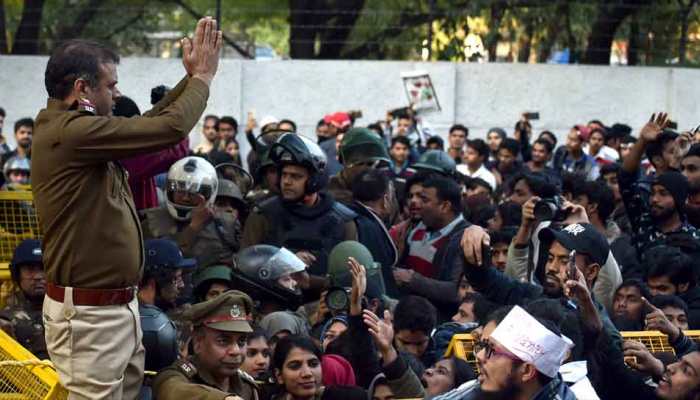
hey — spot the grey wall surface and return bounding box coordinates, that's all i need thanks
[1,55,699,169]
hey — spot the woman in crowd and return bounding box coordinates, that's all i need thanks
[241,329,272,381]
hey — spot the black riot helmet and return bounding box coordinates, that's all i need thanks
[269,133,329,194]
[231,245,307,310]
[140,305,178,371]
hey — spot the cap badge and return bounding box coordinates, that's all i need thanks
[230,304,242,318]
[563,224,585,236]
[32,248,42,256]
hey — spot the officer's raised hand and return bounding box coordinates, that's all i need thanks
[190,194,214,232]
[182,17,223,86]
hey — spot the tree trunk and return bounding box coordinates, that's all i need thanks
[518,20,534,62]
[317,0,365,59]
[565,2,577,63]
[678,0,698,65]
[583,0,650,65]
[0,0,7,54]
[486,3,505,62]
[628,16,639,65]
[537,2,565,63]
[289,0,321,59]
[54,0,105,42]
[12,0,45,54]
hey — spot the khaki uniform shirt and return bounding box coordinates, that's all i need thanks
[153,357,258,400]
[32,77,208,288]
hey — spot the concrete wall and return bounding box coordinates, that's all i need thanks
[2,55,699,168]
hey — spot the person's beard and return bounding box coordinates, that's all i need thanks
[651,204,675,225]
[686,204,700,228]
[612,315,644,331]
[543,273,564,298]
[474,381,521,400]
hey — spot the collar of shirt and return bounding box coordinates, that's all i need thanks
[428,214,464,240]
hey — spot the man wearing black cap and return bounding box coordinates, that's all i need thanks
[0,239,47,359]
[153,290,258,400]
[620,113,700,262]
[138,239,197,373]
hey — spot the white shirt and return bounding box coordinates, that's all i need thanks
[456,163,497,191]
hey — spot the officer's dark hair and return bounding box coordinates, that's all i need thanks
[466,139,489,160]
[0,107,5,118]
[391,136,411,149]
[150,85,170,105]
[367,122,384,138]
[352,168,389,203]
[219,116,238,132]
[13,118,34,133]
[498,138,520,157]
[581,180,615,222]
[112,96,141,118]
[600,162,621,177]
[449,124,469,137]
[422,175,462,213]
[646,130,678,167]
[651,294,689,315]
[538,130,558,147]
[615,278,652,301]
[272,335,321,372]
[645,245,696,288]
[204,114,220,130]
[393,295,437,335]
[532,138,554,155]
[279,119,297,132]
[139,265,176,293]
[45,39,120,100]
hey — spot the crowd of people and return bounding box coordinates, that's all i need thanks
[2,16,700,400]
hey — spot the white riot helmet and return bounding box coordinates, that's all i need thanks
[3,156,30,185]
[166,156,219,221]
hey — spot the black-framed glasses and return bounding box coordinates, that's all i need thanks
[473,340,521,361]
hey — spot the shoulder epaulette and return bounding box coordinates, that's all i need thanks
[175,360,198,379]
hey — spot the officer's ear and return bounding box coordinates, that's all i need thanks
[73,77,91,98]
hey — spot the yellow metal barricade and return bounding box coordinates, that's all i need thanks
[0,190,41,309]
[0,328,67,399]
[444,333,479,371]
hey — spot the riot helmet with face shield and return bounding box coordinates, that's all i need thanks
[232,245,306,310]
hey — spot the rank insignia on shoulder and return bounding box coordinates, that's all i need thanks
[177,360,198,378]
[77,98,96,115]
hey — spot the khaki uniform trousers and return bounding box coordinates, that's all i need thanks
[43,287,145,400]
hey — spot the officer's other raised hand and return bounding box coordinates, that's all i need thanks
[182,17,223,86]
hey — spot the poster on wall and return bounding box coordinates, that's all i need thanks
[401,70,441,113]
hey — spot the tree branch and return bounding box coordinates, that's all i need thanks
[55,0,105,42]
[169,0,252,59]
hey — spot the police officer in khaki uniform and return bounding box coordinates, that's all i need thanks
[153,290,259,400]
[32,18,222,400]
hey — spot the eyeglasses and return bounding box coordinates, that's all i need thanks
[473,340,521,361]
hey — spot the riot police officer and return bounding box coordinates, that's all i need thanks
[142,156,240,268]
[412,149,458,179]
[2,156,31,188]
[193,264,234,302]
[231,244,306,316]
[138,238,197,372]
[241,133,357,280]
[0,239,47,359]
[153,291,259,400]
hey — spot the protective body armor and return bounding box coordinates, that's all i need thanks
[139,303,178,371]
[255,194,356,276]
